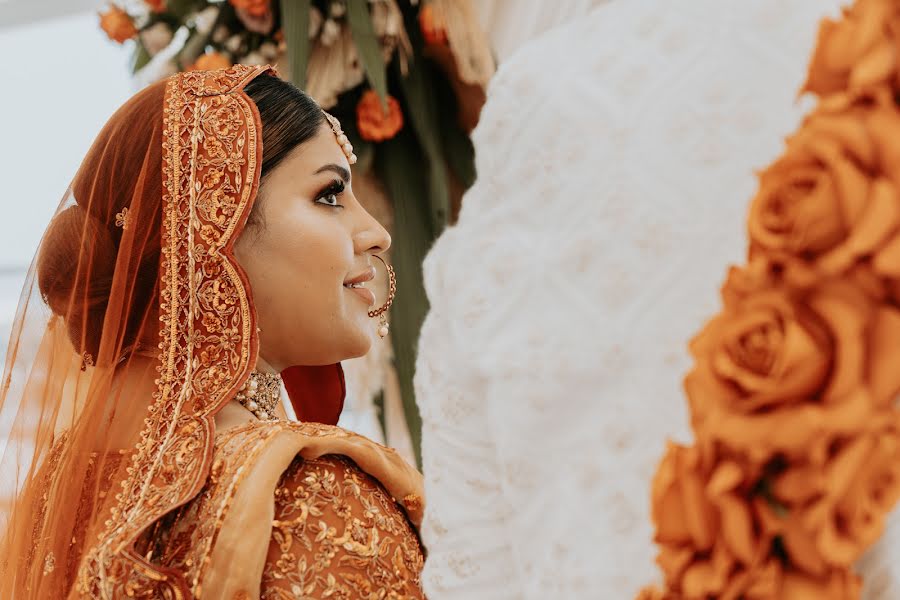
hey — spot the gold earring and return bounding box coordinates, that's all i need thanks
[368,254,396,338]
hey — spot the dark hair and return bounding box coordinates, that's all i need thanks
[243,74,326,228]
[37,74,325,358]
[245,74,326,184]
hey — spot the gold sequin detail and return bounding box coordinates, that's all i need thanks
[114,206,130,230]
[43,552,55,575]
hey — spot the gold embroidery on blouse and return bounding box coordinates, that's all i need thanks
[262,455,424,599]
[132,421,423,599]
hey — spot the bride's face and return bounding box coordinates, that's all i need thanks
[235,123,391,370]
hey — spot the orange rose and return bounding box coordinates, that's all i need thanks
[356,90,404,142]
[756,416,900,574]
[190,52,233,72]
[689,281,900,459]
[99,6,137,44]
[145,0,166,12]
[780,568,861,600]
[229,0,270,18]
[637,567,861,600]
[803,0,900,97]
[687,290,832,418]
[651,443,776,598]
[419,4,448,46]
[748,105,900,279]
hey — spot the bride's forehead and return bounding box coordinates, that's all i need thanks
[271,126,349,171]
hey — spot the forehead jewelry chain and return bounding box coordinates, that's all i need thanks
[323,111,358,165]
[369,254,396,339]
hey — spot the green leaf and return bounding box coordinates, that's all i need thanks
[397,58,450,234]
[280,0,311,88]
[346,0,388,102]
[132,41,153,74]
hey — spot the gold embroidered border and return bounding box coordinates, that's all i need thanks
[78,64,273,599]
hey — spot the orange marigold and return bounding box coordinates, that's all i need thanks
[418,4,448,46]
[229,0,270,18]
[190,52,233,72]
[99,6,137,44]
[356,90,404,142]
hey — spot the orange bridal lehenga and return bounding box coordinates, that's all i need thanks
[0,65,425,599]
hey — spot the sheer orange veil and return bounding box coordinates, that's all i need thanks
[0,64,341,598]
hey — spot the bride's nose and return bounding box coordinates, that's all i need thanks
[353,206,391,255]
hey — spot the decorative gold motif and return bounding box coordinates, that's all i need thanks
[43,552,55,576]
[114,206,131,230]
[261,455,424,599]
[78,64,274,599]
[402,493,423,513]
[234,371,283,421]
[323,112,358,165]
[139,421,422,598]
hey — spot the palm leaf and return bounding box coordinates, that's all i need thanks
[375,128,435,467]
[397,58,450,233]
[280,0,311,88]
[346,0,388,103]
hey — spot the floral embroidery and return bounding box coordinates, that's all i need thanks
[141,421,423,598]
[262,455,424,599]
[78,64,273,599]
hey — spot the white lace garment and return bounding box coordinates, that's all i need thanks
[411,1,900,598]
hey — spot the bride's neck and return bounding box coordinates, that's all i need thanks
[255,355,279,375]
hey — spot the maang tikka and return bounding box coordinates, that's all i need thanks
[323,111,395,339]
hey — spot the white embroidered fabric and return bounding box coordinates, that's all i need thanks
[410,0,900,597]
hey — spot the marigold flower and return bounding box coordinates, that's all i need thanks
[99,6,137,44]
[356,90,404,142]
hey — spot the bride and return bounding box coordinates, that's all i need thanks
[0,65,424,598]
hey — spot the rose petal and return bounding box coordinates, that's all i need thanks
[678,450,715,550]
[809,288,870,402]
[773,465,826,504]
[872,232,900,277]
[716,493,757,565]
[868,306,900,407]
[819,179,900,274]
[782,512,830,576]
[850,40,895,90]
[656,544,694,583]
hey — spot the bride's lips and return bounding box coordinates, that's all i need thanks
[343,267,376,307]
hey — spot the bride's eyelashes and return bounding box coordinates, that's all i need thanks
[314,179,346,208]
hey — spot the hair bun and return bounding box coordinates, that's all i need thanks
[37,204,117,354]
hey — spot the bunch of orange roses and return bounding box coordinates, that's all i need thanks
[639,1,900,598]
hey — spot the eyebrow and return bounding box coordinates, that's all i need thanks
[314,164,351,182]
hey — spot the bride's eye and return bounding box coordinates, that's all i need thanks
[315,180,345,208]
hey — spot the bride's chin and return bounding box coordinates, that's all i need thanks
[338,324,374,360]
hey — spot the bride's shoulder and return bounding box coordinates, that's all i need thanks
[212,420,423,519]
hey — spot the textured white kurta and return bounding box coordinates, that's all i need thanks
[410,1,900,598]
